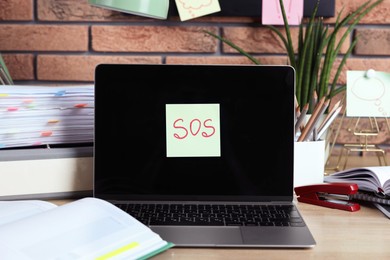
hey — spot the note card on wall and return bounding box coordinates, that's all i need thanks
[262,0,304,25]
[346,70,390,117]
[89,0,169,19]
[175,0,221,21]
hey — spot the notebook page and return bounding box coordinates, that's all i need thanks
[0,198,171,260]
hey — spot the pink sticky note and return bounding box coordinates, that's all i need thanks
[262,0,304,25]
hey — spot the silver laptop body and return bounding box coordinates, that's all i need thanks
[93,64,316,248]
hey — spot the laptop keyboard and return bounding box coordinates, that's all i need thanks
[115,203,305,227]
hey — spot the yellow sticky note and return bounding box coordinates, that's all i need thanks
[175,0,221,21]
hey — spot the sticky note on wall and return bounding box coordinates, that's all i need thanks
[346,70,390,117]
[89,0,169,20]
[175,0,221,21]
[262,0,304,25]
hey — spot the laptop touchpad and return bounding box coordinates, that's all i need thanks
[241,226,297,246]
[151,226,243,246]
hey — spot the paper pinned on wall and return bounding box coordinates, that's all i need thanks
[175,0,221,21]
[88,0,170,20]
[262,0,304,25]
[346,70,390,117]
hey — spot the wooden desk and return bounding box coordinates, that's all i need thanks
[150,202,390,259]
[49,155,390,259]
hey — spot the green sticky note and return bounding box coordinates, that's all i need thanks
[166,104,221,157]
[346,70,390,117]
[88,0,169,19]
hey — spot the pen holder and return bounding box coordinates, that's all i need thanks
[294,139,326,187]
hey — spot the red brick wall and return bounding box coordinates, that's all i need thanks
[2,0,389,83]
[1,0,389,154]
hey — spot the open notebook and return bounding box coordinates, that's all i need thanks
[93,64,316,248]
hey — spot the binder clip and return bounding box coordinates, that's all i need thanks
[294,183,361,212]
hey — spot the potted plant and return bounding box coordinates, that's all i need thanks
[204,0,383,113]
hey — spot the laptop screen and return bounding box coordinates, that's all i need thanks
[94,64,295,202]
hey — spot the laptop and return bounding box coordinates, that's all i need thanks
[93,63,316,248]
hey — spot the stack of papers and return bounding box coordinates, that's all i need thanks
[0,85,94,149]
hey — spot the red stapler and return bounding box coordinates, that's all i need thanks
[294,183,361,212]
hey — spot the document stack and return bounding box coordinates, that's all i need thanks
[0,85,94,149]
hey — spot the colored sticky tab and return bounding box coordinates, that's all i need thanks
[74,103,87,108]
[0,93,9,97]
[175,0,221,21]
[7,107,18,111]
[23,99,35,108]
[55,90,66,96]
[346,70,390,117]
[262,0,304,25]
[48,119,60,123]
[41,131,53,137]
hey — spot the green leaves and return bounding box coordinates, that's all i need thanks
[202,30,261,65]
[267,0,383,112]
[203,0,383,113]
[0,53,13,85]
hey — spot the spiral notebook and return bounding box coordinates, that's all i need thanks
[93,64,316,248]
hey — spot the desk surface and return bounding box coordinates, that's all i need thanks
[150,202,388,260]
[49,155,390,259]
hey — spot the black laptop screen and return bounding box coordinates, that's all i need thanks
[94,64,295,201]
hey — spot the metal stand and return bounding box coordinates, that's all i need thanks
[333,116,389,171]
